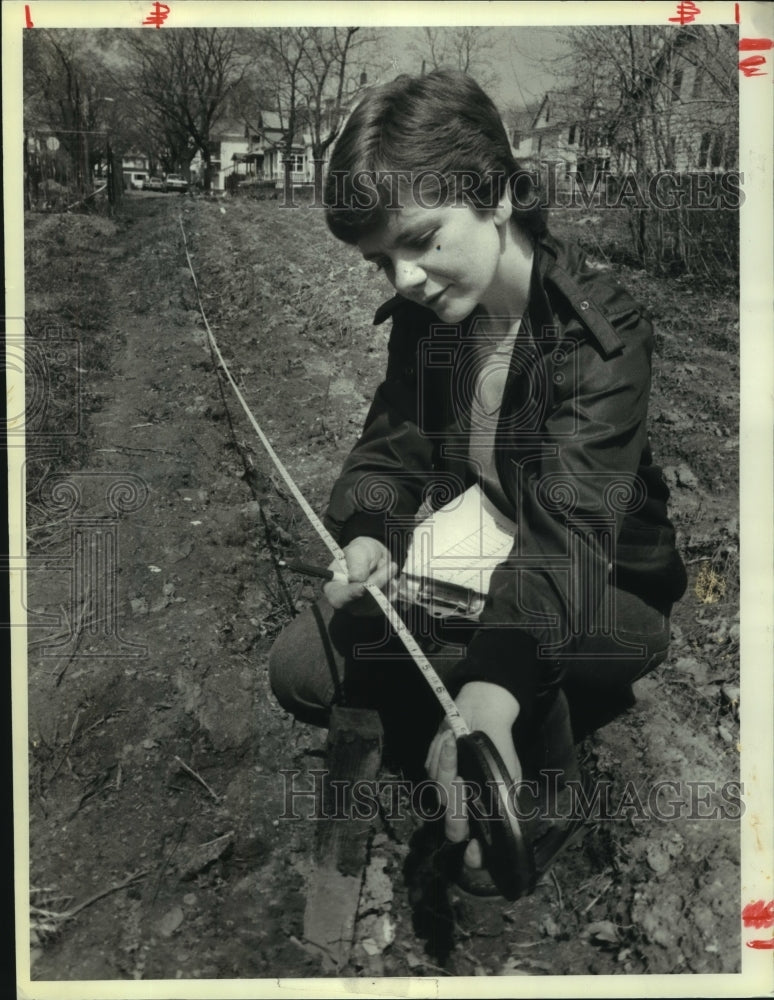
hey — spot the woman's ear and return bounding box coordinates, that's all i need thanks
[493,187,513,228]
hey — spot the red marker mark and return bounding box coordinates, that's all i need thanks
[739,37,774,50]
[668,1,701,24]
[142,1,169,28]
[24,4,33,27]
[739,54,767,76]
[735,3,740,23]
[742,899,774,928]
[743,901,774,949]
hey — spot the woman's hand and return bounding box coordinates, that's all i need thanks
[323,536,397,616]
[425,681,521,868]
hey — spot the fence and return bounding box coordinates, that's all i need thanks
[24,129,122,215]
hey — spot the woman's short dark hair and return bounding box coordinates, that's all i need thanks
[324,69,548,244]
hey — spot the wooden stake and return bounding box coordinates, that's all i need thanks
[303,707,383,972]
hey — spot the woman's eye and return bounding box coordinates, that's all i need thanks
[409,231,437,250]
[367,233,436,273]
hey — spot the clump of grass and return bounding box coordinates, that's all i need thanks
[30,871,147,947]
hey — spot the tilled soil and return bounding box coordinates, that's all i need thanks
[23,194,741,983]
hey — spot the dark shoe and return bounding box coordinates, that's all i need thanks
[452,764,596,899]
[453,859,506,899]
[453,813,589,898]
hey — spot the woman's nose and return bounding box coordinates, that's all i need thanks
[392,257,426,295]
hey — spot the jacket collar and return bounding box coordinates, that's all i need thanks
[373,230,624,358]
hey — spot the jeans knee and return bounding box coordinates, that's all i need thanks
[265,603,341,725]
[267,621,312,715]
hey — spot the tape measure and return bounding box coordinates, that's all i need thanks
[179,215,536,899]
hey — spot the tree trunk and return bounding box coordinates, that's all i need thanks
[282,156,294,206]
[107,141,122,214]
[79,129,91,199]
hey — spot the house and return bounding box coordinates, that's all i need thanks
[189,113,315,192]
[508,92,611,192]
[251,83,367,189]
[509,29,736,202]
[122,152,149,172]
[253,110,315,188]
[193,81,368,193]
[585,26,737,177]
[121,152,150,189]
[643,28,737,173]
[509,107,538,162]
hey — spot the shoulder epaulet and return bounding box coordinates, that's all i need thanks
[541,237,650,358]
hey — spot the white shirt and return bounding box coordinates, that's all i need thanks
[467,319,522,515]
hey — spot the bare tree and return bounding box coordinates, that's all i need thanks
[296,27,373,203]
[558,24,738,275]
[24,29,135,213]
[253,28,311,203]
[411,27,500,89]
[248,27,375,203]
[24,31,102,196]
[125,28,247,190]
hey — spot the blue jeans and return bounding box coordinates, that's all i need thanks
[268,588,671,776]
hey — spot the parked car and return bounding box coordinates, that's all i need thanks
[165,174,188,193]
[128,172,148,190]
[143,176,166,192]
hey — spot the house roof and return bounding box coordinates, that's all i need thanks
[510,108,537,133]
[533,91,585,129]
[259,110,283,132]
[532,94,548,128]
[211,119,247,139]
[528,90,616,132]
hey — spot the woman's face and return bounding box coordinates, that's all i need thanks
[357,190,512,324]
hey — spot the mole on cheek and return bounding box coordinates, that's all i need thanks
[436,245,441,251]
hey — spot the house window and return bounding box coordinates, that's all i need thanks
[512,130,521,147]
[538,136,543,154]
[286,152,304,172]
[691,68,704,98]
[672,68,683,95]
[568,124,576,144]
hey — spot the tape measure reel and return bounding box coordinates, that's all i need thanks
[456,730,537,900]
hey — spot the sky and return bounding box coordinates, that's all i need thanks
[364,26,570,116]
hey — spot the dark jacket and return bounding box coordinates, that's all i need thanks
[324,232,687,712]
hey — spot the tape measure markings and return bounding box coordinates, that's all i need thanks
[178,215,470,740]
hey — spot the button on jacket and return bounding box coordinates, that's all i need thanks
[323,231,687,714]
